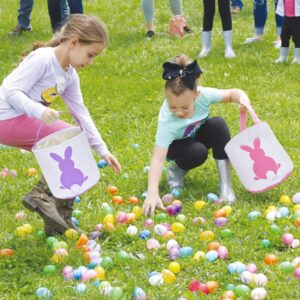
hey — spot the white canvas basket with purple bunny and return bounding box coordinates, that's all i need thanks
[32,126,100,199]
[225,102,293,193]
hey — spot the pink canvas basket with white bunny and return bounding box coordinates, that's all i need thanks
[32,126,100,199]
[225,102,293,193]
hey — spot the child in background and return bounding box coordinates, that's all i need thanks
[0,14,121,235]
[275,0,300,63]
[142,54,251,216]
[142,0,193,38]
[199,0,235,58]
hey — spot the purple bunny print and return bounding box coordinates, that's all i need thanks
[240,137,281,180]
[50,146,88,190]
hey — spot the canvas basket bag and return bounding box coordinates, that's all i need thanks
[32,121,100,199]
[224,103,293,193]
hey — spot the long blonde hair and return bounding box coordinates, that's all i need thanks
[33,14,109,50]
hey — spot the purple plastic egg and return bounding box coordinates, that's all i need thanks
[116,212,128,224]
[169,246,180,260]
[214,217,228,227]
[90,231,101,240]
[146,238,160,249]
[192,217,206,224]
[162,193,174,204]
[166,205,177,216]
[217,246,229,260]
[173,203,182,213]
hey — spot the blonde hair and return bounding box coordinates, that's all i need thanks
[33,14,109,50]
[165,54,200,96]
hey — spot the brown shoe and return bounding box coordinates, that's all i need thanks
[9,25,32,36]
[231,6,241,14]
[22,177,69,234]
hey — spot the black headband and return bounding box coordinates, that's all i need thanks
[162,59,203,90]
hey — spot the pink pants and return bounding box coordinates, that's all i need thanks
[0,114,72,151]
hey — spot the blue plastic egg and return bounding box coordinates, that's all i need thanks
[248,211,261,220]
[74,283,86,294]
[171,188,180,198]
[179,247,193,258]
[277,207,289,218]
[36,287,52,299]
[139,229,151,240]
[72,217,79,227]
[133,287,147,300]
[75,196,81,203]
[98,159,108,168]
[206,192,219,202]
[205,250,219,262]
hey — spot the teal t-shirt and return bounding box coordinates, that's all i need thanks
[155,86,222,148]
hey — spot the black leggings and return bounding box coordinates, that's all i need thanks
[203,0,232,31]
[281,17,300,48]
[167,117,230,170]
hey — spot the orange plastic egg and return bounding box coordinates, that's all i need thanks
[76,234,88,249]
[0,248,14,257]
[106,185,119,195]
[112,195,124,205]
[128,196,139,204]
[126,213,136,224]
[207,242,221,251]
[214,208,227,219]
[221,290,235,300]
[264,254,278,265]
[295,218,300,227]
[27,168,37,176]
[205,281,218,293]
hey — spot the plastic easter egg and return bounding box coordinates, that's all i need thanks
[116,212,127,224]
[15,211,26,220]
[193,251,205,261]
[214,208,227,218]
[133,287,147,300]
[247,263,258,273]
[174,214,186,223]
[74,196,81,203]
[282,233,294,245]
[103,214,114,225]
[161,269,176,284]
[217,246,229,260]
[207,242,221,251]
[155,213,168,223]
[27,167,37,176]
[234,284,250,297]
[214,217,228,227]
[162,231,175,240]
[143,218,154,228]
[277,206,289,218]
[221,290,235,300]
[101,256,114,269]
[293,193,300,204]
[82,269,97,282]
[36,287,52,299]
[127,225,138,236]
[205,250,218,262]
[22,223,33,233]
[260,239,271,248]
[171,222,185,233]
[194,200,206,211]
[146,238,160,250]
[278,261,294,273]
[116,250,130,264]
[222,205,233,215]
[293,257,300,268]
[53,241,68,250]
[94,266,106,279]
[112,195,124,205]
[139,229,151,240]
[126,212,136,224]
[169,246,180,260]
[294,268,300,279]
[199,283,210,295]
[73,268,83,281]
[295,218,300,227]
[99,281,112,296]
[240,271,253,284]
[168,261,180,273]
[128,196,139,204]
[266,210,276,221]
[110,287,123,300]
[254,273,268,287]
[165,238,177,250]
[206,281,218,293]
[43,265,56,274]
[188,279,201,292]
[192,216,206,224]
[143,166,150,173]
[62,265,73,277]
[162,193,173,204]
[0,248,14,257]
[173,202,182,213]
[65,228,79,239]
[206,192,219,202]
[171,188,180,198]
[292,239,300,249]
[199,230,215,241]
[220,228,233,239]
[98,159,108,168]
[251,287,267,300]
[154,224,167,236]
[248,211,261,220]
[106,185,118,195]
[179,247,193,258]
[270,224,281,234]
[132,206,143,218]
[279,195,291,206]
[102,202,113,215]
[15,226,26,237]
[226,284,235,291]
[165,205,176,216]
[228,262,246,274]
[74,283,86,294]
[148,273,163,286]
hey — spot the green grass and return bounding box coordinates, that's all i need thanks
[0,0,300,299]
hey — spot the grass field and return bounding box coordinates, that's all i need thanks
[0,0,299,299]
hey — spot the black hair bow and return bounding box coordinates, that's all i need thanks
[162,59,203,90]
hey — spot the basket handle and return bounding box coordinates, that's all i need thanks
[240,102,261,132]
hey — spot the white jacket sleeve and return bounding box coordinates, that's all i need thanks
[1,53,48,119]
[62,71,109,157]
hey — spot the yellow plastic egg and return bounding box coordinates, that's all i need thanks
[132,206,142,219]
[22,224,33,234]
[222,205,233,216]
[103,213,114,224]
[168,262,181,273]
[293,204,300,211]
[161,269,176,284]
[194,251,205,260]
[94,266,106,279]
[199,230,215,241]
[194,200,206,211]
[171,222,185,233]
[279,195,291,206]
[65,229,79,239]
[15,227,26,237]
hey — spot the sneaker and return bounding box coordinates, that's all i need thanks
[231,6,241,15]
[292,57,300,64]
[243,36,262,44]
[273,40,281,49]
[183,26,193,34]
[146,30,155,38]
[9,25,32,36]
[275,57,288,63]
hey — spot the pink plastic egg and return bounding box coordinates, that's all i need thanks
[143,219,154,227]
[282,233,294,245]
[247,263,258,273]
[294,268,300,279]
[217,246,229,260]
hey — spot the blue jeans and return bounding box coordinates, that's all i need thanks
[253,0,283,35]
[68,0,83,13]
[17,0,34,28]
[231,0,243,10]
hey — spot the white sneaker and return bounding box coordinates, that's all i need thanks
[292,57,300,64]
[198,47,210,58]
[225,47,236,58]
[273,40,281,49]
[275,57,288,63]
[243,37,262,44]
